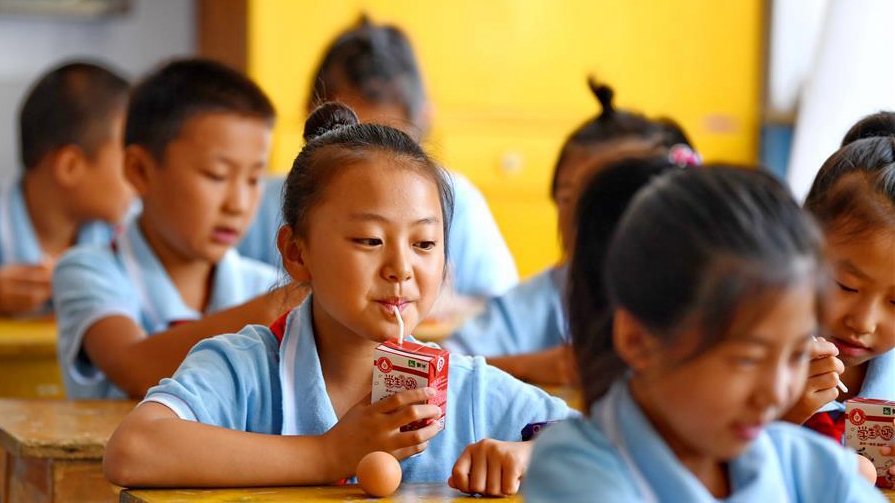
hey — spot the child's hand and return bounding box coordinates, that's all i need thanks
[322,387,442,479]
[781,337,844,424]
[881,438,895,478]
[489,345,579,386]
[0,263,53,315]
[448,439,532,496]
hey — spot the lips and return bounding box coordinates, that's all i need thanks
[376,298,410,313]
[831,337,872,358]
[732,422,766,441]
[211,226,240,245]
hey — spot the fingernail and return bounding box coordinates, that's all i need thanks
[425,387,436,397]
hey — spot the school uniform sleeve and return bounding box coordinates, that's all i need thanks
[525,418,639,502]
[52,245,140,390]
[451,354,576,443]
[446,172,518,297]
[143,324,282,433]
[766,423,886,503]
[237,176,284,268]
[444,268,565,356]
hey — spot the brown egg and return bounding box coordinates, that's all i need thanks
[356,451,402,497]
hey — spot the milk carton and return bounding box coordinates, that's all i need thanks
[845,398,895,489]
[371,340,449,432]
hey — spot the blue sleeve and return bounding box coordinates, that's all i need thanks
[52,246,140,388]
[525,419,638,502]
[144,325,281,434]
[768,423,886,503]
[237,176,284,268]
[446,172,518,297]
[460,356,576,442]
[445,269,565,356]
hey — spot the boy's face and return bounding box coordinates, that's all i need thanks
[136,112,271,264]
[630,279,816,466]
[823,230,895,367]
[72,110,134,223]
[293,157,445,344]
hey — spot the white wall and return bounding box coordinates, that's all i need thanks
[0,0,195,179]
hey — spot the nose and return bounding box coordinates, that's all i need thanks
[223,178,254,215]
[381,244,412,284]
[843,295,878,337]
[755,364,793,413]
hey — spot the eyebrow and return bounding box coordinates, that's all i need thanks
[838,259,872,281]
[731,330,817,347]
[210,155,267,170]
[348,213,441,226]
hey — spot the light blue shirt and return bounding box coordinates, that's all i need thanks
[52,218,277,399]
[238,172,519,297]
[145,296,574,483]
[817,348,895,415]
[525,381,884,503]
[445,266,566,356]
[0,178,112,266]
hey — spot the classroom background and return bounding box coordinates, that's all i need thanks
[0,0,888,278]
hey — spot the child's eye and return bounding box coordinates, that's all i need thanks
[732,356,762,368]
[836,281,858,293]
[247,176,261,187]
[415,241,437,251]
[202,171,226,182]
[352,238,382,247]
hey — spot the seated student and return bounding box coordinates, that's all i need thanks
[783,117,894,485]
[0,61,132,316]
[238,16,518,298]
[53,59,306,400]
[103,103,573,496]
[525,166,884,502]
[444,78,699,385]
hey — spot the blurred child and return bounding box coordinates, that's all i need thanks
[104,103,572,496]
[53,59,304,400]
[526,166,882,501]
[784,134,894,452]
[239,16,518,298]
[445,79,698,385]
[0,61,132,316]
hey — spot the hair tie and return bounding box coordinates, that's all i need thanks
[669,144,702,168]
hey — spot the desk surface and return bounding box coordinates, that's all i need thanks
[120,483,521,502]
[0,399,135,459]
[0,318,56,357]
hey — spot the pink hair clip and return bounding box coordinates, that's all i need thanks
[668,144,702,168]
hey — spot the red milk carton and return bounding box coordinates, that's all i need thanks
[372,340,449,432]
[845,398,895,489]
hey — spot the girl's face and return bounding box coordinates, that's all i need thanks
[291,156,445,344]
[823,229,895,367]
[630,280,817,465]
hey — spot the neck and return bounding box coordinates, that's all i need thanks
[137,214,214,313]
[838,361,868,402]
[312,298,379,402]
[21,171,81,261]
[629,378,730,497]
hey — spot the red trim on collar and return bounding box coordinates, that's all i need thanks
[269,312,290,345]
[804,410,846,444]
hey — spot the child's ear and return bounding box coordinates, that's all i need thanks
[123,145,157,197]
[51,145,88,188]
[277,225,311,283]
[613,308,662,371]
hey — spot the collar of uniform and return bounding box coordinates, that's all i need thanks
[114,218,244,330]
[592,380,788,500]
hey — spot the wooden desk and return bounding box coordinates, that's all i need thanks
[0,319,63,398]
[0,399,136,503]
[121,483,522,502]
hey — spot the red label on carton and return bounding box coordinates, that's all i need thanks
[371,340,449,432]
[845,398,895,489]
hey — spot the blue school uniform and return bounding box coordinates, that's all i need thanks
[444,266,566,356]
[144,296,574,483]
[525,380,884,503]
[238,172,519,297]
[53,218,277,399]
[0,179,112,265]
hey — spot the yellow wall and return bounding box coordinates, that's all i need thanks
[248,0,763,279]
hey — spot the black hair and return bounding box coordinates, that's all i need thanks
[284,102,453,259]
[550,77,693,198]
[804,136,895,240]
[19,60,129,170]
[572,166,824,409]
[841,111,895,147]
[307,15,425,133]
[125,58,275,162]
[568,156,678,403]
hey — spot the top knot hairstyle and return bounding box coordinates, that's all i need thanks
[841,111,895,147]
[125,58,276,162]
[284,102,454,255]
